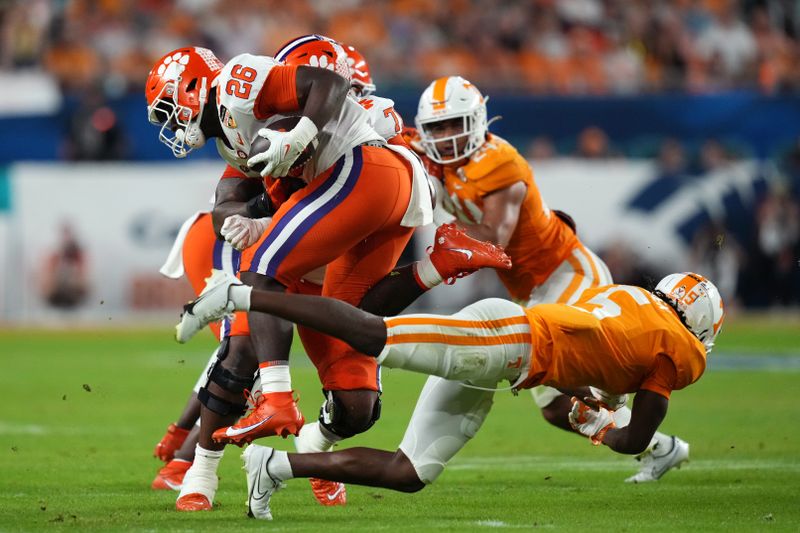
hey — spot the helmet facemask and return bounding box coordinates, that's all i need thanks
[417,105,487,165]
[147,76,208,158]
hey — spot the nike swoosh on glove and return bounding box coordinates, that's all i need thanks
[247,116,318,177]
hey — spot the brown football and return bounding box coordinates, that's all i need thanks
[248,116,316,174]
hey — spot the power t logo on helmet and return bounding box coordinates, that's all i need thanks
[145,47,224,158]
[654,272,725,353]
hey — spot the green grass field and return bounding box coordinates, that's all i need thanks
[1,318,799,531]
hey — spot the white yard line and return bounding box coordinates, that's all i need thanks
[448,455,800,472]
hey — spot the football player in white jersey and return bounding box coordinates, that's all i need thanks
[145,37,434,507]
[145,44,435,510]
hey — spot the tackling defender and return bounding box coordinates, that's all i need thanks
[405,76,689,482]
[178,269,724,519]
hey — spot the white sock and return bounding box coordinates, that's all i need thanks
[179,445,222,499]
[259,362,291,393]
[230,285,252,310]
[270,449,294,480]
[414,256,443,289]
[192,445,223,475]
[294,421,341,453]
[650,432,673,455]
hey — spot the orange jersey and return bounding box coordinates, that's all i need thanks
[440,134,578,300]
[520,284,707,398]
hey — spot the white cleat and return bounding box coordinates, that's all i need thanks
[243,444,284,520]
[175,270,241,343]
[625,436,690,483]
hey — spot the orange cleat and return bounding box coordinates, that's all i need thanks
[176,493,212,511]
[154,423,190,462]
[212,390,304,446]
[310,478,347,506]
[151,459,192,491]
[428,223,512,284]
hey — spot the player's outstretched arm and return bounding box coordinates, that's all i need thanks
[602,390,668,454]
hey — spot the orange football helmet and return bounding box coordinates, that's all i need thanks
[145,47,224,158]
[274,34,351,83]
[344,44,376,97]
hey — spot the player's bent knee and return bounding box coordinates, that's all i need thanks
[198,352,254,416]
[319,390,381,439]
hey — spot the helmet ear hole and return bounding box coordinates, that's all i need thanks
[186,78,198,92]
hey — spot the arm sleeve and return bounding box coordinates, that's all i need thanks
[640,355,678,399]
[254,65,300,119]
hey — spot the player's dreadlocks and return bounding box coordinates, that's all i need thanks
[653,289,689,330]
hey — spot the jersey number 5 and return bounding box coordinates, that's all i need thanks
[578,286,652,320]
[225,64,257,99]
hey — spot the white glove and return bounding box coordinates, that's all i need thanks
[589,387,628,411]
[247,116,318,177]
[220,215,271,251]
[569,397,616,445]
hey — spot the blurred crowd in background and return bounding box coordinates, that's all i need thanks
[4,0,800,95]
[2,0,799,310]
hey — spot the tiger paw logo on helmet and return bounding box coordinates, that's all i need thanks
[274,34,352,83]
[156,52,191,79]
[308,54,332,70]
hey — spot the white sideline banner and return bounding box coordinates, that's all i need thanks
[3,159,761,323]
[6,162,223,323]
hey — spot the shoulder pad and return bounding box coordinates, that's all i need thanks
[462,135,523,182]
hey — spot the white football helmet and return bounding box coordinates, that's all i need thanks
[654,272,725,353]
[415,76,488,164]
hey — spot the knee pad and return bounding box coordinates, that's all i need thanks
[197,354,254,416]
[319,390,382,439]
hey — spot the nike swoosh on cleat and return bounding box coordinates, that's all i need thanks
[326,485,345,501]
[163,479,182,491]
[447,248,474,260]
[226,415,275,437]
